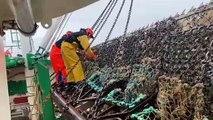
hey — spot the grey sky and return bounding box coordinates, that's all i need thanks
[33,0,210,47]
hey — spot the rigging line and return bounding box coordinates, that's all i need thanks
[93,0,118,39]
[92,0,113,30]
[45,14,68,52]
[48,13,72,51]
[55,13,72,42]
[47,14,72,52]
[94,0,117,33]
[97,0,126,56]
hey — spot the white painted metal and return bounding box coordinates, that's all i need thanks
[1,0,98,21]
[9,0,36,35]
[0,35,11,120]
[39,16,63,50]
[31,0,98,28]
[0,0,98,35]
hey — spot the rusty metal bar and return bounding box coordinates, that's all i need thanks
[97,105,116,116]
[78,97,97,103]
[52,89,86,120]
[80,88,93,99]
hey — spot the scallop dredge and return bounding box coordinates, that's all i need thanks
[53,3,213,120]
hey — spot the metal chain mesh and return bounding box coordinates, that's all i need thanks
[92,0,113,30]
[112,0,134,68]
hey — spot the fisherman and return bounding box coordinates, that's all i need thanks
[50,31,72,87]
[61,28,96,86]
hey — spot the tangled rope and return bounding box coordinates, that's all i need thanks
[157,75,205,120]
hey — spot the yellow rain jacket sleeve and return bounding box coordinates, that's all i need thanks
[77,35,95,56]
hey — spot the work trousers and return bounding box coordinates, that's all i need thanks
[50,45,67,85]
[61,42,85,83]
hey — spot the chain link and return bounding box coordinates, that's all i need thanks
[97,0,126,56]
[93,0,118,39]
[92,0,114,32]
[112,0,134,68]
